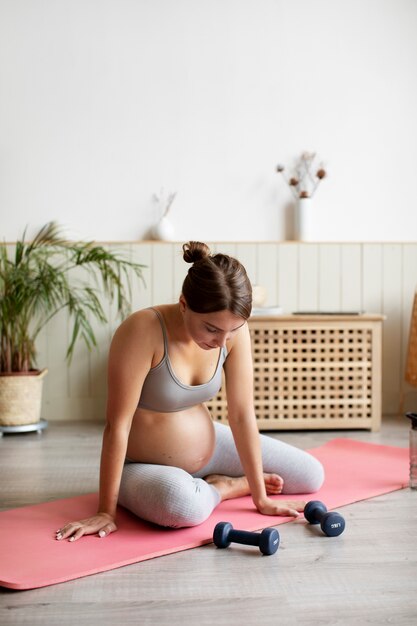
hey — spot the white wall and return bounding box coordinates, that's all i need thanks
[1,0,417,242]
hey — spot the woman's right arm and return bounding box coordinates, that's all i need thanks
[56,311,155,542]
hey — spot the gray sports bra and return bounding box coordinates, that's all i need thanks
[138,308,227,412]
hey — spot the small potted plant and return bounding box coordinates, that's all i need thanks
[0,222,145,428]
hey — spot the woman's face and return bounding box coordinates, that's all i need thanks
[180,298,246,350]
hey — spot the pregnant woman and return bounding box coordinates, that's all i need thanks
[56,241,323,542]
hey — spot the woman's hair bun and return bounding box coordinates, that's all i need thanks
[182,241,211,264]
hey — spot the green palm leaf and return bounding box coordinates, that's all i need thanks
[0,222,146,372]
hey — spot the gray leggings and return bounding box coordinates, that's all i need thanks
[118,422,324,528]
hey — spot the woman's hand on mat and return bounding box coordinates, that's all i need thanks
[256,498,306,518]
[55,513,117,542]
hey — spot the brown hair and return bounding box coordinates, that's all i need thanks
[181,241,252,319]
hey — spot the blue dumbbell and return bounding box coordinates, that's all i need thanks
[304,500,346,537]
[213,521,280,555]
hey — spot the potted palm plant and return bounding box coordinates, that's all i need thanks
[0,222,145,428]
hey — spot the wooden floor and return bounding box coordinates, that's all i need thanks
[0,417,416,626]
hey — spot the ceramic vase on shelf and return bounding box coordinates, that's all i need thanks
[151,216,175,241]
[252,285,268,308]
[295,196,314,241]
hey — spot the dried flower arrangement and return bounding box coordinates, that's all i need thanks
[276,152,326,199]
[151,188,177,240]
[152,189,177,218]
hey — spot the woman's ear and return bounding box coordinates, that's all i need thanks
[179,294,187,313]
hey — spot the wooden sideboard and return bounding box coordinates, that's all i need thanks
[206,314,384,431]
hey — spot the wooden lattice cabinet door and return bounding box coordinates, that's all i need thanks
[206,315,383,431]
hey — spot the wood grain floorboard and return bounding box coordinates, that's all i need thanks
[0,417,416,626]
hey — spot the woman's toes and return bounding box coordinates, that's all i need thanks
[265,473,284,494]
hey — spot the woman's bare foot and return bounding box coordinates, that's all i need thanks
[204,472,284,501]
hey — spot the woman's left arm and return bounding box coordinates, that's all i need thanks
[224,323,305,518]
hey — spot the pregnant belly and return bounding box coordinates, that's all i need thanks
[126,403,216,473]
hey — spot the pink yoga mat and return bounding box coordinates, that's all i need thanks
[0,439,408,590]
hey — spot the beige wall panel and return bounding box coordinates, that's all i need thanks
[277,244,299,313]
[151,243,176,305]
[401,243,417,411]
[68,263,92,402]
[341,244,362,311]
[362,244,383,313]
[43,309,69,418]
[298,244,319,312]
[381,244,403,413]
[256,244,279,307]
[173,244,187,301]
[13,241,414,422]
[130,243,152,312]
[215,243,237,258]
[235,243,257,286]
[318,244,341,311]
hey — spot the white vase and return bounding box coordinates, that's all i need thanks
[252,285,268,308]
[295,197,314,241]
[151,216,175,241]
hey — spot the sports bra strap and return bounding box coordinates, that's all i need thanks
[150,308,168,353]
